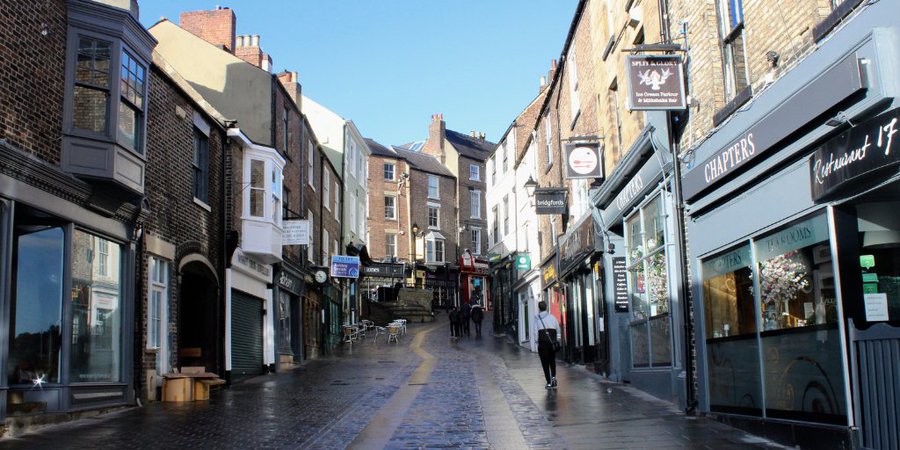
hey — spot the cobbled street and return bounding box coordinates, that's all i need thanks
[1,313,784,449]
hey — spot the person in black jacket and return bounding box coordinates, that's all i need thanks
[449,307,462,340]
[461,302,472,337]
[471,304,484,337]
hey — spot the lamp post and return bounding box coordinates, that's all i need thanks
[411,222,419,287]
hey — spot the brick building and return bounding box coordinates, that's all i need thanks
[0,0,158,425]
[364,138,460,308]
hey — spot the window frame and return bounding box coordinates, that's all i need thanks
[471,228,482,255]
[384,195,397,220]
[428,204,440,229]
[428,175,440,199]
[385,233,397,258]
[192,127,210,204]
[307,139,315,189]
[567,52,581,127]
[323,170,331,211]
[469,164,480,181]
[716,0,749,102]
[384,162,395,181]
[470,190,481,219]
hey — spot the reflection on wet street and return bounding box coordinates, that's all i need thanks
[2,312,783,449]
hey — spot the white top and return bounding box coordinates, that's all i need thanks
[532,311,561,342]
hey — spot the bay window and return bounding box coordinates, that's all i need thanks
[62,2,155,195]
[426,235,445,263]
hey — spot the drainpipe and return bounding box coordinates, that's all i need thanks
[658,0,697,415]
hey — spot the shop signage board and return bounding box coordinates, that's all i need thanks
[601,153,664,226]
[330,255,360,278]
[282,220,310,246]
[810,107,900,201]
[612,257,629,312]
[564,142,604,179]
[625,55,687,111]
[541,258,558,290]
[559,215,599,276]
[682,53,866,202]
[276,270,302,295]
[361,263,404,278]
[515,254,531,271]
[535,189,567,215]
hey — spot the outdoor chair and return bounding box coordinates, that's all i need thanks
[387,325,401,344]
[373,326,387,343]
[342,325,357,343]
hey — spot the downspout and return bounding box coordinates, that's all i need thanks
[657,0,697,415]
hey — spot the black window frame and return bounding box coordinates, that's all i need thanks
[192,127,209,203]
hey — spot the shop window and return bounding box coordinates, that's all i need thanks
[278,291,292,353]
[625,194,672,367]
[71,231,122,382]
[700,212,845,423]
[9,226,65,385]
[148,257,169,377]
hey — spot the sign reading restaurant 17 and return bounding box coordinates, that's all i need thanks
[810,107,899,201]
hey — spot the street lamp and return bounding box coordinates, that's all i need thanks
[411,222,420,287]
[524,176,538,197]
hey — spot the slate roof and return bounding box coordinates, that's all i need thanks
[445,129,497,161]
[364,138,454,178]
[392,146,454,178]
[364,138,399,158]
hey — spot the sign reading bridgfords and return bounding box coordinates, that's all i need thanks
[534,189,567,215]
[564,142,604,179]
[625,55,687,111]
[810,107,899,201]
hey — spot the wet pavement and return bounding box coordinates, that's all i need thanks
[1,312,785,449]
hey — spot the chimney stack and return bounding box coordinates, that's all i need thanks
[479,132,485,140]
[470,131,476,138]
[278,70,301,105]
[235,33,272,72]
[425,113,447,162]
[180,7,236,53]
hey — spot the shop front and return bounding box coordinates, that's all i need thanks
[539,254,566,355]
[0,196,137,420]
[490,255,516,335]
[424,263,459,311]
[512,253,540,350]
[557,214,605,366]
[460,250,490,308]
[360,263,405,306]
[227,249,273,382]
[593,123,686,401]
[681,9,900,446]
[273,265,303,370]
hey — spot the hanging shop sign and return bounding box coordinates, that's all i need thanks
[625,55,687,111]
[282,219,310,246]
[564,142,604,180]
[534,189,567,215]
[361,263,405,278]
[681,53,867,202]
[810,107,900,201]
[330,255,361,278]
[515,254,531,271]
[612,256,629,312]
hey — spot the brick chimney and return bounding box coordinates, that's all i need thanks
[424,113,446,161]
[277,71,301,106]
[180,6,236,52]
[234,34,273,72]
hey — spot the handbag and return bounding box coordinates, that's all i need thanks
[538,314,561,353]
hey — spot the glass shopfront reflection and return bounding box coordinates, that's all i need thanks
[701,213,846,424]
[8,226,65,385]
[70,230,122,382]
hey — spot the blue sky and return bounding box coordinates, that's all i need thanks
[140,1,577,146]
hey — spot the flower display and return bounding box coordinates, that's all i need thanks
[758,250,809,330]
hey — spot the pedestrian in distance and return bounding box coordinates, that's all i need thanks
[449,307,462,341]
[471,304,484,337]
[532,300,561,389]
[461,301,472,337]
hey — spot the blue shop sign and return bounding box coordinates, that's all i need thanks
[330,255,361,278]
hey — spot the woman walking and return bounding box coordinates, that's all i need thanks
[532,301,561,389]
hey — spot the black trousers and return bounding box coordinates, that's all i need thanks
[473,320,482,335]
[462,318,470,335]
[538,342,556,383]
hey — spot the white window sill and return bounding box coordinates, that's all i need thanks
[193,198,212,212]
